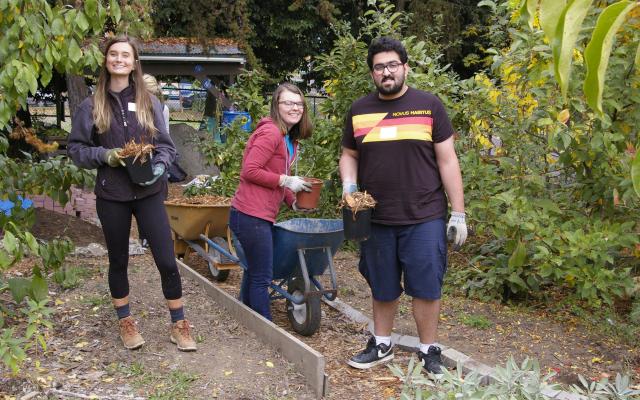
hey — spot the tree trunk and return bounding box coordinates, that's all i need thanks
[66,74,89,120]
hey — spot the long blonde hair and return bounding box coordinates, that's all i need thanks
[269,83,312,140]
[93,36,156,137]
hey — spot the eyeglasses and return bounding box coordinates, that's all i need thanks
[279,100,305,109]
[372,61,403,74]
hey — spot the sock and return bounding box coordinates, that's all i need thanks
[169,307,185,323]
[420,343,437,354]
[115,303,131,320]
[374,335,391,347]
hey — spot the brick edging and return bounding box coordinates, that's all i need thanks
[28,185,97,222]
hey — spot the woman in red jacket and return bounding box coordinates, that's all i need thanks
[230,83,313,320]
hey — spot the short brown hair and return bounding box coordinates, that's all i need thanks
[269,83,312,140]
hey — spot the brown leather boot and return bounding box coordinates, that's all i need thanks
[170,319,197,351]
[118,316,145,350]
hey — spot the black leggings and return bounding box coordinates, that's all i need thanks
[96,191,182,300]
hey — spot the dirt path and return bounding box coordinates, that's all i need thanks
[2,254,315,399]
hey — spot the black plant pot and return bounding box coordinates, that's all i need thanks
[342,207,372,242]
[124,157,154,184]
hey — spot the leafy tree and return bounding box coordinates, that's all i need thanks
[0,0,124,373]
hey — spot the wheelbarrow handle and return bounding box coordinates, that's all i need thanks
[199,234,243,266]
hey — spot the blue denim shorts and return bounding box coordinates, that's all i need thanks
[359,218,447,301]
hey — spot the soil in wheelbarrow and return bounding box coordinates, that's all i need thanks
[182,246,640,399]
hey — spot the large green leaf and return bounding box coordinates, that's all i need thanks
[635,39,640,69]
[508,241,527,268]
[632,149,640,197]
[583,1,637,114]
[539,0,567,43]
[552,0,592,99]
[7,277,30,303]
[520,0,539,30]
[109,0,121,23]
[68,39,82,64]
[30,275,48,302]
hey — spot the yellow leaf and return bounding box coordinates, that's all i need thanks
[224,370,233,376]
[54,299,64,305]
[75,341,88,348]
[102,377,115,383]
[557,109,570,124]
[265,361,274,368]
[591,357,602,363]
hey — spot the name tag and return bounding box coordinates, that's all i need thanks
[128,102,137,112]
[380,126,397,139]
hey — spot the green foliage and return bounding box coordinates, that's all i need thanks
[0,298,52,374]
[571,373,640,399]
[583,1,637,114]
[522,0,640,115]
[459,313,493,329]
[454,1,640,307]
[0,153,90,373]
[390,355,639,399]
[0,0,122,127]
[389,356,560,399]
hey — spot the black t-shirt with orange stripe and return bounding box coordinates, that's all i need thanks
[342,87,454,225]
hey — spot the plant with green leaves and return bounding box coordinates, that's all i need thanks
[516,0,640,197]
[389,356,562,399]
[0,0,123,127]
[454,0,639,307]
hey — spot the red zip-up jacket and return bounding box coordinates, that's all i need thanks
[231,117,296,222]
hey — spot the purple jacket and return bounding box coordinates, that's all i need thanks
[68,85,176,201]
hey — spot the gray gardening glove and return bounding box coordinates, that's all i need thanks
[104,148,125,167]
[279,175,311,193]
[342,181,357,198]
[139,163,165,186]
[447,211,467,251]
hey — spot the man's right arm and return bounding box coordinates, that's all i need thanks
[339,147,359,195]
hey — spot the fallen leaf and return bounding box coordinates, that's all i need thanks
[265,361,274,368]
[224,370,233,376]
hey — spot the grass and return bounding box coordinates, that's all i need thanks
[458,313,493,329]
[79,294,110,308]
[117,362,198,400]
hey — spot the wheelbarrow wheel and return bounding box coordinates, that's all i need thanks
[207,237,231,282]
[286,278,321,336]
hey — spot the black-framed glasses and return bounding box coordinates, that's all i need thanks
[372,61,403,74]
[279,100,305,109]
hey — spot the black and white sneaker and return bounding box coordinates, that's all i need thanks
[347,336,394,369]
[417,345,444,374]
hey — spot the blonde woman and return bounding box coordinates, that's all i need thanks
[142,73,170,133]
[68,36,196,352]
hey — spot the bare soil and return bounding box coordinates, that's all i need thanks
[4,209,639,400]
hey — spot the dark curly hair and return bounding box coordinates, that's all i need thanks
[366,37,408,71]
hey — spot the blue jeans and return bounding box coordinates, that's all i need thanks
[229,208,273,320]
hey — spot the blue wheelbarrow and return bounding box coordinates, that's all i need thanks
[204,218,344,336]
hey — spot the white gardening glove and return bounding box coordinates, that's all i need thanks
[279,175,311,193]
[447,211,467,251]
[342,181,358,198]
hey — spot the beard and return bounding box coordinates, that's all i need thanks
[375,74,405,96]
